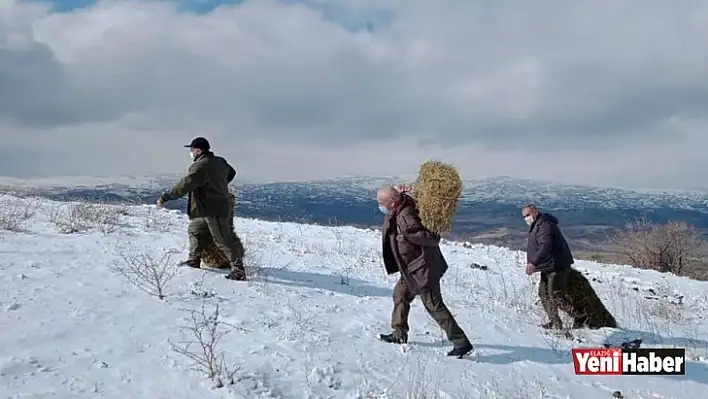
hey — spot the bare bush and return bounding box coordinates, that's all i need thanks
[169,302,240,388]
[48,202,123,234]
[81,203,124,234]
[47,203,89,233]
[0,197,36,232]
[328,221,353,284]
[615,217,704,276]
[110,248,179,299]
[241,244,265,279]
[333,245,356,285]
[329,220,343,248]
[335,265,355,285]
[143,207,176,233]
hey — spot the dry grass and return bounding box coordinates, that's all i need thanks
[476,251,537,313]
[47,202,125,234]
[143,206,177,233]
[597,275,708,360]
[353,366,554,398]
[573,250,626,264]
[411,160,463,234]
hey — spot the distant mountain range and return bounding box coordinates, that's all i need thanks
[1,175,707,253]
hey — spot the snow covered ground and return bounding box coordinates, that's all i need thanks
[1,194,707,398]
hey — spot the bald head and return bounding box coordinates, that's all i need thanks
[376,185,402,212]
[377,185,400,201]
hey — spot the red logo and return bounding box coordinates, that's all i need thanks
[572,348,623,375]
[572,348,685,375]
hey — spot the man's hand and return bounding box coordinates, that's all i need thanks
[525,263,536,275]
[156,198,166,208]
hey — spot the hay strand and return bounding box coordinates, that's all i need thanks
[411,160,462,234]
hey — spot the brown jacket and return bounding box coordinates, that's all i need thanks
[381,194,449,294]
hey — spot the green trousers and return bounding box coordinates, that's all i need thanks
[188,216,245,272]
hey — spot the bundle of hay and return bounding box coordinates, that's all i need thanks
[201,192,240,269]
[563,268,618,329]
[411,160,463,234]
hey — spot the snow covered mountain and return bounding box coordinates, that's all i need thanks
[1,194,706,398]
[1,174,708,250]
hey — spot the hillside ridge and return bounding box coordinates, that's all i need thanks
[1,194,707,397]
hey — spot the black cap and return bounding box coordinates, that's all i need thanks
[184,137,210,150]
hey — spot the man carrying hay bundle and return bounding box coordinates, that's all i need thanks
[157,137,246,281]
[376,160,474,358]
[522,204,617,330]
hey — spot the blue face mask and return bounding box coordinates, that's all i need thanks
[378,205,388,214]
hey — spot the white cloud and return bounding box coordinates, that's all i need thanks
[1,0,708,189]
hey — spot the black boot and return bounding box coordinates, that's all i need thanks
[379,332,407,344]
[447,342,474,358]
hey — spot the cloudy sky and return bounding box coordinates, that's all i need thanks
[1,0,708,190]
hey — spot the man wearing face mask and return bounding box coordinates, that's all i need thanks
[522,204,574,329]
[157,137,246,281]
[376,185,473,358]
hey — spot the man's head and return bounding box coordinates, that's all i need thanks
[184,137,211,159]
[376,185,402,214]
[521,204,539,226]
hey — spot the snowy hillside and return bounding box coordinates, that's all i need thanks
[1,194,708,398]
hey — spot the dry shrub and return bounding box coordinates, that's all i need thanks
[411,160,463,234]
[109,247,179,300]
[48,202,123,234]
[615,217,704,277]
[169,301,240,388]
[0,196,36,232]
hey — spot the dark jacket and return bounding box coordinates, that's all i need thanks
[382,194,449,294]
[527,213,574,274]
[161,152,236,219]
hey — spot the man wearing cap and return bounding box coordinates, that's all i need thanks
[157,137,246,281]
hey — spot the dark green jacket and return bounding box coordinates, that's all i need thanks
[161,152,236,219]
